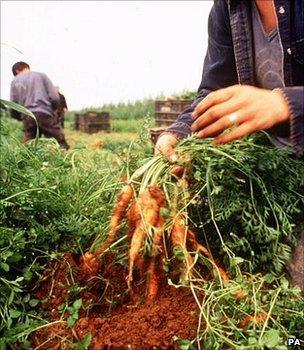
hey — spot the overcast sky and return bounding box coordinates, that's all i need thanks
[1,1,213,110]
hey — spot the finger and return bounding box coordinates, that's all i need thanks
[192,86,237,119]
[214,122,255,144]
[195,110,249,138]
[191,98,243,132]
[155,143,178,163]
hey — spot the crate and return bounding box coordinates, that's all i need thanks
[74,113,81,130]
[155,112,180,127]
[75,111,111,134]
[148,126,167,146]
[154,99,193,127]
[155,99,193,114]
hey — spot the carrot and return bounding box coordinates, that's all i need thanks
[95,184,133,256]
[171,214,193,271]
[239,312,267,328]
[187,229,211,258]
[186,228,233,285]
[80,252,100,275]
[127,223,148,291]
[147,223,164,300]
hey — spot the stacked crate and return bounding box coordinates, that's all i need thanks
[74,111,110,134]
[154,99,193,127]
[149,99,193,146]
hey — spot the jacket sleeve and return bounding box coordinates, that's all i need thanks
[165,0,238,139]
[280,86,304,155]
[42,73,60,110]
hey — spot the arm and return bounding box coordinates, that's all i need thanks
[42,73,60,110]
[165,0,238,139]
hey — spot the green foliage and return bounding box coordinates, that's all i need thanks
[73,332,92,350]
[1,110,304,349]
[0,118,123,343]
[70,98,154,120]
[66,298,83,327]
[178,136,304,273]
[171,90,197,100]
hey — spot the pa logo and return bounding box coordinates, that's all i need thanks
[287,338,301,346]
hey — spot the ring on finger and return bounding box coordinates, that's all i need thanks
[228,112,239,126]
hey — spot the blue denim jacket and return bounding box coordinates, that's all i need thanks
[167,0,304,154]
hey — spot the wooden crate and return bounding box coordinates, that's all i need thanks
[148,126,167,146]
[155,112,179,127]
[155,99,193,114]
[76,111,111,134]
[154,99,193,127]
[74,113,81,130]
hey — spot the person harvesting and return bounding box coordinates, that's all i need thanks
[10,61,69,149]
[155,0,303,159]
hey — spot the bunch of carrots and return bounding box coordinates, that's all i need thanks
[80,157,232,302]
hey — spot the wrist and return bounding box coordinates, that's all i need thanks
[158,132,181,142]
[272,88,292,123]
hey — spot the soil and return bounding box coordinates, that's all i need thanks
[31,253,199,350]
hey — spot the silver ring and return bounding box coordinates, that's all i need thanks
[228,113,239,125]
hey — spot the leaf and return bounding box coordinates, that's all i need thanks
[0,99,36,119]
[160,207,170,219]
[29,299,39,307]
[8,290,15,305]
[23,268,33,281]
[280,277,289,290]
[173,246,185,261]
[67,315,77,327]
[73,298,82,310]
[9,309,22,318]
[0,262,9,272]
[260,329,280,348]
[173,337,197,350]
[74,333,92,350]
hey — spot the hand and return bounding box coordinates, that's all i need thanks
[191,85,291,144]
[154,134,179,162]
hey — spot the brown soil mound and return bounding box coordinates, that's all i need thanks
[31,253,199,350]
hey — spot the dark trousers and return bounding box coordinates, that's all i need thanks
[22,112,69,149]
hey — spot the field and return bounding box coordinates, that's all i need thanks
[1,105,304,350]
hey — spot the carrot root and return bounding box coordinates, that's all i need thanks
[95,184,133,256]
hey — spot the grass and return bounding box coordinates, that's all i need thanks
[0,115,153,348]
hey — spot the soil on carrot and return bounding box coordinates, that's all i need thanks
[31,253,199,350]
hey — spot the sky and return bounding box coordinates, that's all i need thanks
[1,1,213,110]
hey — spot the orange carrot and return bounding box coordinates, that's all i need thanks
[80,252,100,275]
[187,229,211,258]
[128,223,148,291]
[95,184,133,256]
[147,224,164,300]
[171,214,193,270]
[239,312,267,328]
